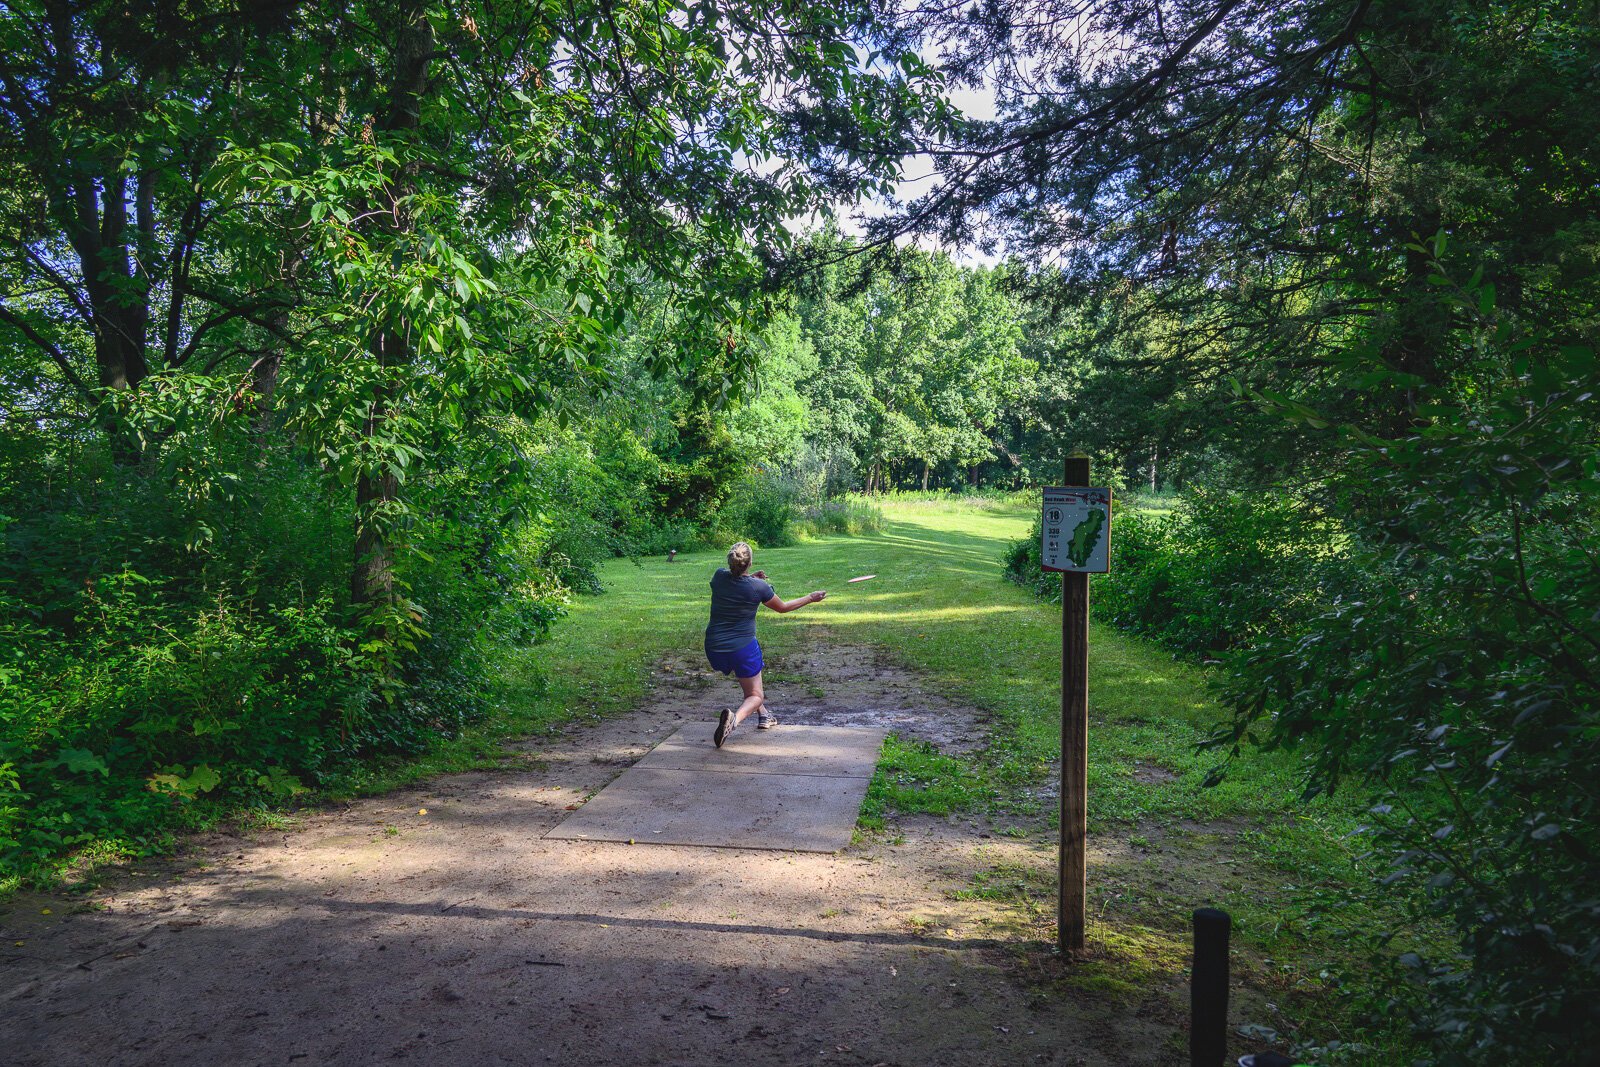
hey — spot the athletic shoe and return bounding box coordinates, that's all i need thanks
[714,708,737,748]
[757,709,778,730]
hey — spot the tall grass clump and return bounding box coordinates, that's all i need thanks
[877,487,1030,513]
[792,495,885,538]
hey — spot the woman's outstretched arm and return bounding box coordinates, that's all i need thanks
[763,590,827,614]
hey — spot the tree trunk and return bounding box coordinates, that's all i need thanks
[1150,443,1157,492]
[68,162,151,462]
[1391,223,1445,422]
[251,251,304,434]
[252,335,285,430]
[352,352,399,607]
[922,460,930,491]
[351,7,435,612]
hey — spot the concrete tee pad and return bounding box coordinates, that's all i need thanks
[545,724,886,853]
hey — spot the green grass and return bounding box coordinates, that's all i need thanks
[860,736,992,829]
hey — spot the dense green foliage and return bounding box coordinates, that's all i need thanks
[786,230,1032,491]
[1009,286,1600,1057]
[0,0,937,881]
[1218,288,1600,1057]
[1006,489,1360,658]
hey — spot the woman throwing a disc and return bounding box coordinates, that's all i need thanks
[706,542,826,747]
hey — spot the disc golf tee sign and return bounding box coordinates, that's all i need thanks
[1048,466,1109,954]
[1041,487,1112,573]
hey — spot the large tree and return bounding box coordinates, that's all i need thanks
[0,0,943,626]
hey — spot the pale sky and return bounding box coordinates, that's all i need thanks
[826,77,1003,267]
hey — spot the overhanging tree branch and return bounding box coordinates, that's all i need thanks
[0,302,93,400]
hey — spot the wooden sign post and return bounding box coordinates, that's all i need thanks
[1040,457,1111,954]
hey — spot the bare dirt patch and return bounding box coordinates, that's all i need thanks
[1131,762,1178,785]
[1,638,1189,1066]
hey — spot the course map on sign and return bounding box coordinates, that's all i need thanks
[1041,487,1112,573]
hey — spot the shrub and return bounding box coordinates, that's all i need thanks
[1004,489,1364,658]
[0,433,570,884]
[0,573,368,876]
[723,469,797,548]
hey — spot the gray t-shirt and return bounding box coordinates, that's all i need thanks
[704,568,775,653]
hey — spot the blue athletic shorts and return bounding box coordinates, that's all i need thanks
[705,638,764,679]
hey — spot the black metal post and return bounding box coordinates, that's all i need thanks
[1191,907,1231,1066]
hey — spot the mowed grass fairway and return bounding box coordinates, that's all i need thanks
[376,495,1412,1055]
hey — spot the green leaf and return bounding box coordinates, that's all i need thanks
[55,748,110,777]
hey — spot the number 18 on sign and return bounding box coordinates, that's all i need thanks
[1041,487,1112,573]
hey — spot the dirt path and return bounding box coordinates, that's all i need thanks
[2,639,1181,1066]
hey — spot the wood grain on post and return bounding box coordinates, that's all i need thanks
[1060,455,1090,954]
